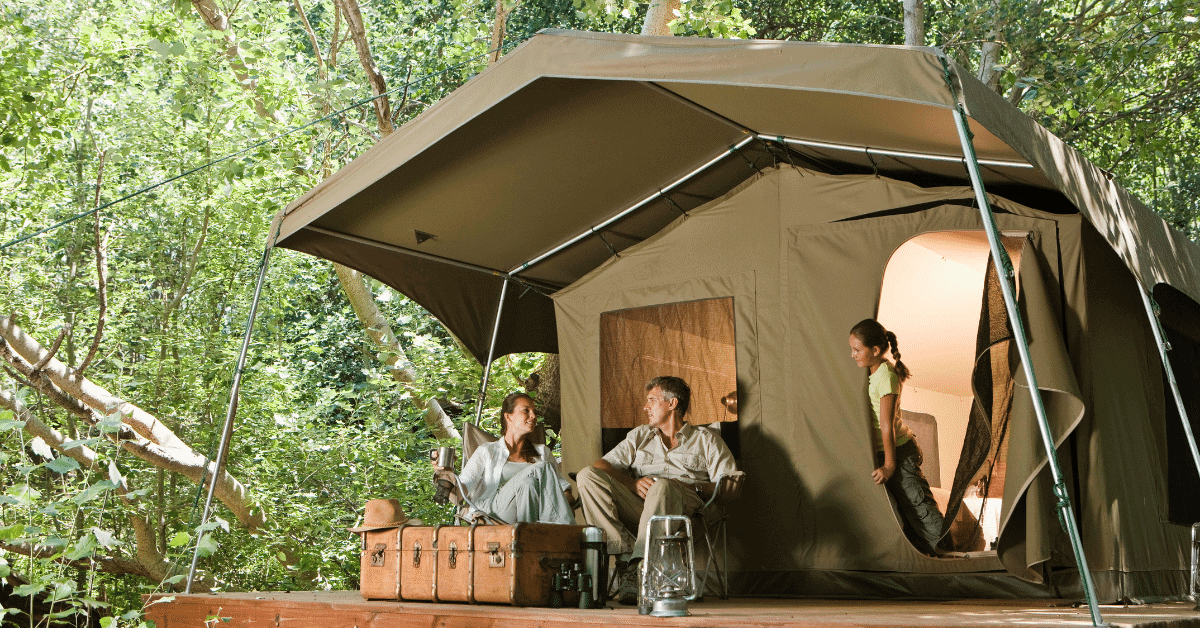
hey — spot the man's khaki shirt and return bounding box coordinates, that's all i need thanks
[602,422,736,484]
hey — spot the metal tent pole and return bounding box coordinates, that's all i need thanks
[473,278,509,426]
[185,237,275,593]
[1138,287,1200,478]
[950,106,1106,626]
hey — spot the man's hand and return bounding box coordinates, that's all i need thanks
[872,464,895,485]
[635,476,657,498]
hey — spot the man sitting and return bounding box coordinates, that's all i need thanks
[575,375,737,605]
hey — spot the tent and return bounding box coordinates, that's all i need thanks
[265,30,1200,603]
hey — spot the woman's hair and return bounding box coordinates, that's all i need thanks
[850,319,911,382]
[499,391,540,462]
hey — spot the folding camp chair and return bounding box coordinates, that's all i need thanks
[692,470,746,600]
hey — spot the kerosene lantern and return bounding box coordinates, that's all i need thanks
[640,515,697,617]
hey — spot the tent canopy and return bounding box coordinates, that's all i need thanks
[274,29,1200,364]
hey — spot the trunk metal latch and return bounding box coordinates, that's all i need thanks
[370,543,387,567]
[487,542,505,568]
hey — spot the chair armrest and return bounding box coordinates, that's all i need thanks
[703,471,746,510]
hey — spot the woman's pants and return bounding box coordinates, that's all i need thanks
[487,460,575,525]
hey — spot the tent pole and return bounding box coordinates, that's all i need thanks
[185,234,276,594]
[950,107,1107,626]
[1138,287,1200,479]
[474,278,509,426]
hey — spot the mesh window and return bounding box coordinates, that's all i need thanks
[600,298,738,430]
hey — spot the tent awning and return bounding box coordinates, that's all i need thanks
[274,29,1200,362]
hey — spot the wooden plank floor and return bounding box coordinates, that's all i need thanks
[144,591,1200,628]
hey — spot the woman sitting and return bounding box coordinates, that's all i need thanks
[441,392,576,524]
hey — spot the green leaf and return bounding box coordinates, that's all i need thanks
[46,456,80,474]
[0,419,22,431]
[64,534,98,560]
[48,581,75,602]
[194,534,219,557]
[100,617,115,628]
[0,524,24,540]
[7,484,40,506]
[92,527,119,548]
[30,436,54,459]
[12,583,43,597]
[164,574,186,585]
[72,480,116,505]
[0,558,10,578]
[168,531,191,548]
[98,414,123,434]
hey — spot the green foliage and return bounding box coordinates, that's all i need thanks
[1,0,1197,624]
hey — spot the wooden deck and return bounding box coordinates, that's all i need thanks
[144,591,1200,628]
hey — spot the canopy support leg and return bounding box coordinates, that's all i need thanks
[474,279,509,427]
[950,107,1107,626]
[185,234,276,594]
[1138,287,1200,479]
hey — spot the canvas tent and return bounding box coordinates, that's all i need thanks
[266,30,1200,602]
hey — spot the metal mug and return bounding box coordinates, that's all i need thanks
[430,447,457,504]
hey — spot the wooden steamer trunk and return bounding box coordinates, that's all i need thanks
[358,525,407,601]
[470,523,586,606]
[434,524,475,602]
[399,525,440,601]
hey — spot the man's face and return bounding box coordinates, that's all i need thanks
[644,386,675,428]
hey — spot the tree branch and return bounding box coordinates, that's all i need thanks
[0,315,265,530]
[78,151,108,376]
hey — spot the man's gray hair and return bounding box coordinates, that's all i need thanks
[646,376,690,418]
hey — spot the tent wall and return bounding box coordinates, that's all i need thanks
[554,165,1189,599]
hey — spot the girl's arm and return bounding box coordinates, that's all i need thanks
[872,393,898,484]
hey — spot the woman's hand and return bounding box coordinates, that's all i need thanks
[433,467,457,485]
[872,464,895,485]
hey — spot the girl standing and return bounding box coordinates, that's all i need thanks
[849,319,945,556]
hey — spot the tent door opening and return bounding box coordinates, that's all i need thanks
[877,230,1028,552]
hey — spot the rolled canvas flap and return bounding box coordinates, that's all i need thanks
[996,251,1086,582]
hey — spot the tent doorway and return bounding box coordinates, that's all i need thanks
[877,230,1027,551]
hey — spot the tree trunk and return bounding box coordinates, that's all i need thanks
[189,0,280,122]
[641,0,680,36]
[903,0,925,46]
[333,265,461,439]
[489,0,515,64]
[979,39,1003,92]
[337,0,393,136]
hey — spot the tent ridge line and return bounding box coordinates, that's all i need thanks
[509,135,758,275]
[302,224,562,292]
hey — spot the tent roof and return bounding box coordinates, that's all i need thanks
[274,29,1200,363]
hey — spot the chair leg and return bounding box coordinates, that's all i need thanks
[717,519,728,599]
